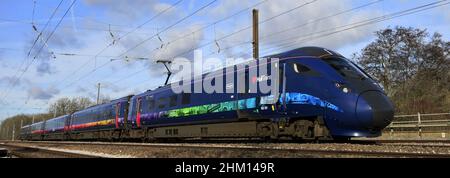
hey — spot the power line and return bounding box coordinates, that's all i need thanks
[48,0,186,90]
[0,18,168,35]
[33,0,78,60]
[0,0,77,105]
[168,0,319,60]
[115,0,184,44]
[103,0,318,85]
[0,0,66,104]
[28,0,64,57]
[149,0,269,57]
[259,0,384,41]
[206,0,450,58]
[204,0,384,58]
[0,0,64,99]
[260,0,450,55]
[101,0,270,85]
[199,0,386,58]
[59,0,219,91]
[117,0,219,57]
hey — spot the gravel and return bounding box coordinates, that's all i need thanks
[5,141,450,158]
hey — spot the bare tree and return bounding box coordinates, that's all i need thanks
[354,27,449,114]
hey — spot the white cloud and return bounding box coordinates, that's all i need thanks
[27,86,60,100]
[209,0,382,55]
[83,0,180,22]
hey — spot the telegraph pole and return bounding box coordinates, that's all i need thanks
[252,9,259,60]
[97,83,101,105]
[32,115,35,124]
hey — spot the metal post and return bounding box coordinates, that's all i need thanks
[32,115,35,124]
[252,9,259,60]
[97,83,101,105]
[417,112,422,138]
[12,123,15,141]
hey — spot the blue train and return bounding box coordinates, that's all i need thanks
[20,47,394,141]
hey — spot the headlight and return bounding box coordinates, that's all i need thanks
[335,82,351,94]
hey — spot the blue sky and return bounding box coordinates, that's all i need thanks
[0,0,449,121]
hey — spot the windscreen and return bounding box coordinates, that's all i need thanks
[322,57,370,80]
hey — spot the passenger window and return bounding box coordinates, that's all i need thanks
[148,100,155,110]
[169,95,178,107]
[181,93,191,105]
[158,97,168,109]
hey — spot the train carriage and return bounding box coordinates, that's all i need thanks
[42,115,70,140]
[19,125,32,141]
[67,96,131,140]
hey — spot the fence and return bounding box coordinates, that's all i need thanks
[386,113,450,138]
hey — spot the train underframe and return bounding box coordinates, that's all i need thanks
[23,117,333,142]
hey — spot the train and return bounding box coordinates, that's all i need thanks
[20,47,395,141]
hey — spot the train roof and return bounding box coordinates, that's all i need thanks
[46,114,70,122]
[266,46,344,59]
[74,95,133,113]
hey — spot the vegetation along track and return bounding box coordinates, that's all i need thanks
[3,140,450,158]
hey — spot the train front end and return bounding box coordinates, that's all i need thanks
[282,47,395,138]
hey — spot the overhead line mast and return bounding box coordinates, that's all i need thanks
[253,9,259,60]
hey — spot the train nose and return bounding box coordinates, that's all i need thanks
[356,91,395,130]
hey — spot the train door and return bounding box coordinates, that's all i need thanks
[115,103,120,129]
[136,97,143,128]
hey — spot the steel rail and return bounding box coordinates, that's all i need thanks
[4,140,450,158]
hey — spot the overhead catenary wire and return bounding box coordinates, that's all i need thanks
[43,0,269,91]
[48,0,186,90]
[0,0,78,114]
[117,0,219,58]
[0,18,171,35]
[32,0,78,60]
[168,0,319,60]
[0,0,69,105]
[0,0,63,103]
[58,0,219,91]
[259,0,450,55]
[209,0,450,59]
[97,0,272,85]
[102,0,318,85]
[27,0,65,57]
[207,0,449,58]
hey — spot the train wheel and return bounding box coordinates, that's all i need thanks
[270,123,279,140]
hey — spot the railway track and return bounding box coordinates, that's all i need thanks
[2,140,450,158]
[0,143,103,158]
[369,139,450,144]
